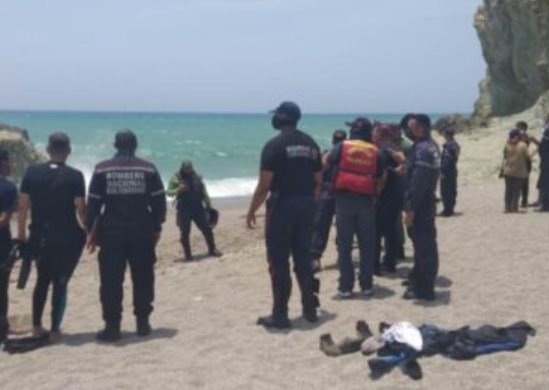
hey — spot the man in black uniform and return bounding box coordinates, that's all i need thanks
[247,101,322,329]
[537,116,549,212]
[86,130,167,342]
[403,114,441,301]
[0,149,18,342]
[18,133,86,342]
[309,129,347,272]
[439,128,460,216]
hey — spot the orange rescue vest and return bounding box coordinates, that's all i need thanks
[333,140,378,195]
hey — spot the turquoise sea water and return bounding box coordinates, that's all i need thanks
[0,111,441,197]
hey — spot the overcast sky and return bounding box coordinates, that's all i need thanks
[0,0,485,113]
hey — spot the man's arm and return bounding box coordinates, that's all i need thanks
[166,174,181,197]
[246,171,273,228]
[85,171,104,232]
[149,169,167,233]
[75,197,86,230]
[17,193,30,241]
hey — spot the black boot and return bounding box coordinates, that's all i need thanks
[0,317,8,343]
[136,317,152,337]
[96,323,121,343]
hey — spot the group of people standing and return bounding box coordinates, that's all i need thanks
[501,117,549,213]
[247,102,459,329]
[0,130,221,344]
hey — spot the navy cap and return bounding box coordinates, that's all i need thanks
[271,101,302,121]
[345,117,372,131]
[48,132,71,152]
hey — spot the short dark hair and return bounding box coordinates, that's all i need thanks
[515,121,528,131]
[412,114,432,130]
[48,132,71,153]
[0,148,9,163]
[114,129,138,152]
[332,129,347,144]
[400,113,415,129]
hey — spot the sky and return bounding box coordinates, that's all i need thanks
[0,0,486,114]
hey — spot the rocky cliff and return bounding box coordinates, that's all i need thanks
[0,123,45,182]
[474,0,549,118]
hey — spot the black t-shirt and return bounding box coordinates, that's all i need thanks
[0,177,17,248]
[379,146,405,205]
[20,162,85,239]
[260,130,322,197]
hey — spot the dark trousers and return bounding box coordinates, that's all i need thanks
[98,230,156,326]
[520,176,530,207]
[336,196,376,292]
[0,244,11,339]
[504,176,526,212]
[440,172,457,215]
[178,208,215,258]
[408,216,439,298]
[33,233,85,332]
[375,203,403,273]
[265,196,316,320]
[310,193,336,261]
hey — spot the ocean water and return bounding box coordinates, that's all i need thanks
[0,111,439,198]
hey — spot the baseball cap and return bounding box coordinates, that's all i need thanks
[271,101,302,121]
[48,132,71,152]
[345,117,372,131]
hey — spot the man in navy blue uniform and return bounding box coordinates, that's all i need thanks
[440,128,460,216]
[86,130,167,342]
[247,101,322,329]
[309,129,347,272]
[0,149,17,342]
[403,114,441,301]
[537,116,549,212]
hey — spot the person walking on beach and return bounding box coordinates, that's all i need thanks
[18,133,87,342]
[247,101,322,329]
[516,121,532,208]
[328,118,385,298]
[86,130,166,342]
[0,149,18,342]
[439,128,460,217]
[309,129,347,272]
[403,114,440,301]
[501,129,530,213]
[167,161,222,261]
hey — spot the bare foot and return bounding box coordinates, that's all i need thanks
[32,326,48,338]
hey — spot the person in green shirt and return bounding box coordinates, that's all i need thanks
[167,161,222,260]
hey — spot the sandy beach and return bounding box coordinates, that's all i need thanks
[0,129,547,390]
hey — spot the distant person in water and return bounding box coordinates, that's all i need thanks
[167,161,222,261]
[501,129,530,213]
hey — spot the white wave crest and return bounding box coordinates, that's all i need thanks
[205,177,257,198]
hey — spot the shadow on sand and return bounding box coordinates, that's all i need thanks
[63,327,179,347]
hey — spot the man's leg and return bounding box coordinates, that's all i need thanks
[440,176,450,215]
[408,218,438,300]
[382,206,401,273]
[374,206,385,276]
[335,210,356,294]
[504,177,513,212]
[128,232,156,336]
[261,198,293,327]
[310,196,335,264]
[178,212,193,259]
[291,197,318,321]
[193,208,219,256]
[357,199,376,293]
[0,261,10,341]
[97,231,128,340]
[32,249,53,335]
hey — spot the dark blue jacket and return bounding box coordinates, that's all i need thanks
[441,140,460,175]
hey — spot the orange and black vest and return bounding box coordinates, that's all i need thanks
[333,140,378,195]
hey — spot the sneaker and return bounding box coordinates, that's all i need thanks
[368,359,393,380]
[256,315,291,329]
[136,318,152,337]
[361,288,375,297]
[336,290,353,299]
[96,325,121,343]
[402,359,423,380]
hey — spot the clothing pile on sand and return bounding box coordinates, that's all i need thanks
[320,320,535,381]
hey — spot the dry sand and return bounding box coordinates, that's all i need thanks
[1,129,548,390]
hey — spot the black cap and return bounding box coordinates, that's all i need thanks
[115,129,138,152]
[271,101,302,121]
[48,132,71,152]
[345,117,372,131]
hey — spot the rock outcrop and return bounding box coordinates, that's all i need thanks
[0,123,45,182]
[474,0,549,118]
